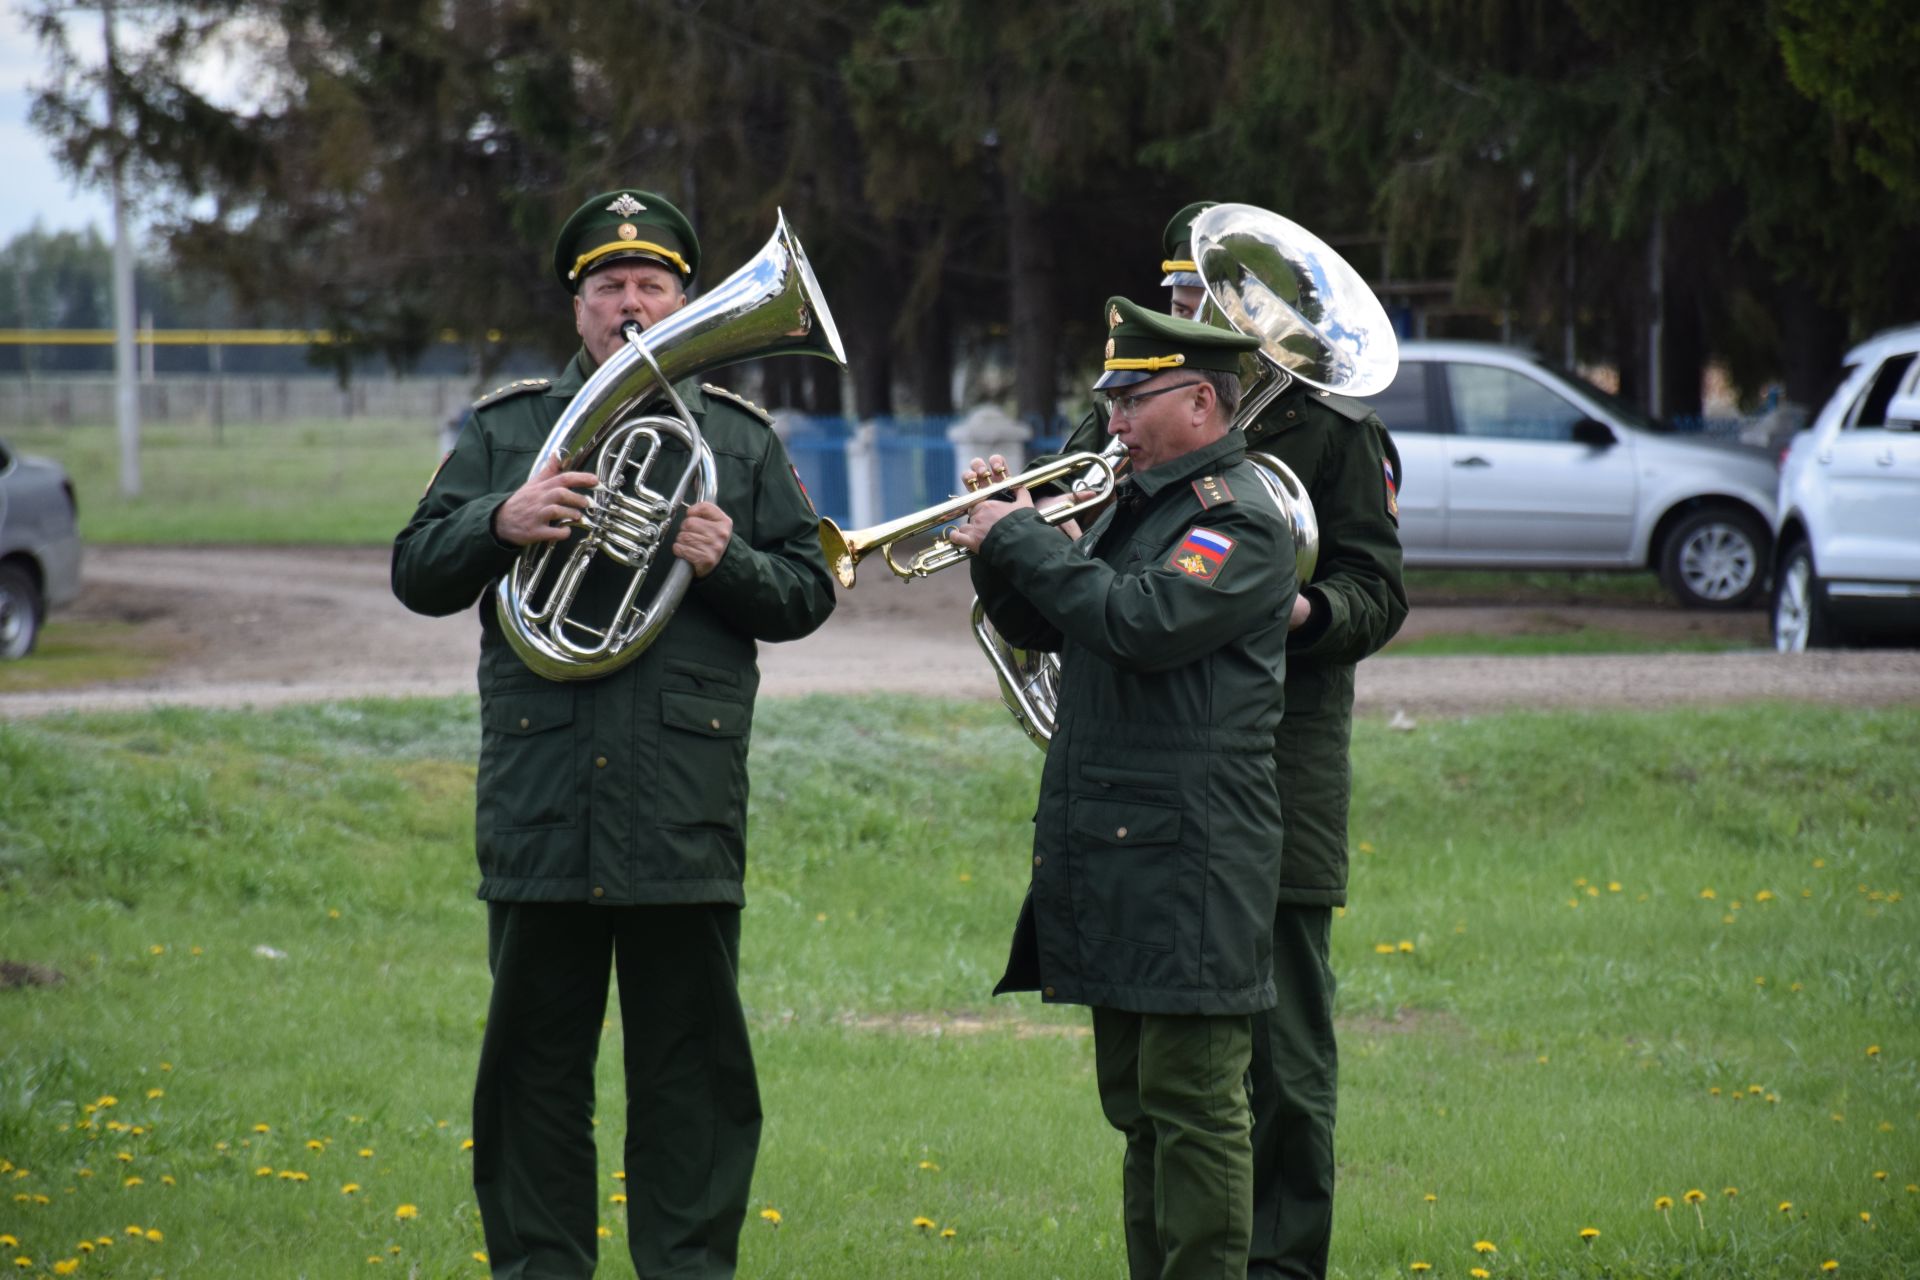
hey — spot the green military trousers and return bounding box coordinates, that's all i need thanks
[473,902,761,1279]
[1246,906,1338,1279]
[1093,1007,1256,1280]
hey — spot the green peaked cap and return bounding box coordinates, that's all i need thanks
[1159,199,1217,288]
[1093,295,1259,391]
[552,189,701,292]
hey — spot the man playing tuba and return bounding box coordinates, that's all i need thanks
[391,189,835,1279]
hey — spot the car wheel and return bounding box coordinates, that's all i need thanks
[1660,508,1768,609]
[0,562,43,660]
[1771,541,1835,652]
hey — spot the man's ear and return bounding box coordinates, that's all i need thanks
[573,293,586,339]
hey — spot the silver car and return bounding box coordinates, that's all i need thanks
[0,438,83,658]
[1372,341,1779,608]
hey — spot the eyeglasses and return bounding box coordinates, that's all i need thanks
[1102,381,1204,421]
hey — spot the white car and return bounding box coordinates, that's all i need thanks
[1771,325,1920,650]
[1372,341,1780,608]
[0,437,84,658]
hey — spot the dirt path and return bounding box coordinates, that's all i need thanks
[1,546,1916,719]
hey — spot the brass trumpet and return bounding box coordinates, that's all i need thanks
[816,445,1122,589]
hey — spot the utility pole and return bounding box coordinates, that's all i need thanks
[1646,212,1664,421]
[105,0,141,496]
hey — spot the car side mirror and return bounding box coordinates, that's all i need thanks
[1571,418,1616,448]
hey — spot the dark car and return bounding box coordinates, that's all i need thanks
[0,438,83,658]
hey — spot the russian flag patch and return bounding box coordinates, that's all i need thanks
[1166,525,1237,585]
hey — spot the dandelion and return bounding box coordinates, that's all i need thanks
[1723,1186,1738,1197]
[597,1226,612,1239]
[1779,1201,1793,1212]
[1579,1227,1599,1241]
[1866,1045,1880,1058]
[461,1139,474,1151]
[941,1227,957,1239]
[366,1258,383,1266]
[1860,1212,1871,1223]
[1424,1193,1437,1203]
[1822,1263,1838,1272]
[610,1193,627,1205]
[124,1227,142,1237]
[147,1088,164,1100]
[76,1243,92,1254]
[919,1160,940,1171]
[1907,1185,1918,1195]
[253,1124,271,1134]
[124,1176,143,1187]
[116,1152,133,1163]
[1608,881,1621,892]
[358,1148,374,1158]
[1410,1264,1432,1273]
[1374,943,1395,955]
[149,945,164,955]
[759,1208,782,1226]
[10,1259,29,1270]
[613,1171,625,1181]
[329,909,342,919]
[394,1204,419,1221]
[472,1252,488,1263]
[1473,1240,1497,1253]
[255,1167,273,1177]
[1700,888,1716,899]
[97,1096,118,1109]
[306,1140,326,1151]
[55,1261,79,1276]
[144,1229,162,1243]
[342,1183,362,1195]
[1683,1189,1704,1204]
[1470,1271,1491,1280]
[1874,1171,1888,1182]
[912,1216,936,1230]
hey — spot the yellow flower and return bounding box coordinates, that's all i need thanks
[918,1160,940,1171]
[366,1258,383,1266]
[759,1208,782,1226]
[941,1227,956,1239]
[358,1148,374,1158]
[252,1124,271,1134]
[1860,1212,1871,1223]
[150,945,165,955]
[116,1152,134,1163]
[610,1193,628,1205]
[1907,1185,1919,1195]
[77,1242,93,1254]
[1654,1196,1673,1211]
[306,1140,326,1151]
[1723,1186,1738,1197]
[1474,1240,1497,1253]
[1822,1263,1838,1273]
[144,1229,162,1243]
[613,1170,626,1181]
[1373,943,1395,955]
[10,1261,29,1272]
[55,1262,80,1276]
[341,1183,362,1195]
[472,1252,488,1263]
[1579,1226,1599,1240]
[255,1166,273,1177]
[1778,1201,1793,1212]
[147,1088,164,1100]
[1700,888,1716,899]
[329,908,342,919]
[1471,1271,1491,1280]
[597,1226,612,1239]
[1423,1193,1437,1204]
[912,1216,936,1230]
[161,1175,175,1186]
[461,1139,474,1151]
[97,1096,118,1108]
[1608,881,1621,892]
[1865,1044,1880,1057]
[394,1203,419,1220]
[1410,1264,1432,1273]
[1683,1189,1705,1204]
[1874,1171,1888,1181]
[124,1226,143,1236]
[1398,940,1415,953]
[124,1176,144,1187]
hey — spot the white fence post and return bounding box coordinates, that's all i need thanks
[846,420,881,530]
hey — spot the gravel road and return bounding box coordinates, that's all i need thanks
[1,546,1915,720]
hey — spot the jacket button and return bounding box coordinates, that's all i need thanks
[1033,854,1043,867]
[1116,826,1129,839]
[1043,986,1056,997]
[710,718,722,731]
[595,756,608,768]
[591,887,605,898]
[519,717,530,729]
[1286,411,1297,420]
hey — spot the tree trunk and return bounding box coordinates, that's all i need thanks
[907,301,955,416]
[1007,182,1060,429]
[1777,292,1849,407]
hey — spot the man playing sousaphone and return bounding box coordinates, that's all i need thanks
[948,298,1298,1279]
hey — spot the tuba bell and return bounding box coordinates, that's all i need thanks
[976,204,1397,748]
[495,212,845,681]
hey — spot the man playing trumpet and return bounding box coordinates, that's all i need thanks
[947,298,1298,1280]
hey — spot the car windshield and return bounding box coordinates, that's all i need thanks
[1531,359,1673,433]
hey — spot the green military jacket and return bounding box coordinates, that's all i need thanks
[971,429,1296,1016]
[391,351,835,907]
[1058,384,1407,904]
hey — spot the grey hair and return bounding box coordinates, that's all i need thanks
[1197,369,1243,423]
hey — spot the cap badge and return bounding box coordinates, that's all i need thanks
[1104,338,1115,360]
[617,222,638,240]
[605,193,647,217]
[1108,306,1121,330]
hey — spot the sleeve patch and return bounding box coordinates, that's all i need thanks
[1166,525,1237,586]
[422,450,452,499]
[1190,474,1236,509]
[1383,459,1400,522]
[790,463,817,517]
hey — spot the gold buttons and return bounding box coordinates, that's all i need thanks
[595,756,608,769]
[1033,855,1043,867]
[591,887,605,898]
[710,718,722,731]
[1116,826,1129,839]
[1043,986,1056,998]
[519,717,530,729]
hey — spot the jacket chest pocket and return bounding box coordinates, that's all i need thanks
[656,685,750,832]
[1067,794,1183,952]
[478,688,579,832]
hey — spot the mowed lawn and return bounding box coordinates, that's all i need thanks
[1,698,1914,1278]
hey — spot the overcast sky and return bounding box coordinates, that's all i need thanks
[2,3,115,242]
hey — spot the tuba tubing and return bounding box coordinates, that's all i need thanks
[495,212,846,681]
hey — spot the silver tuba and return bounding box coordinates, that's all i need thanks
[495,212,845,681]
[976,204,1398,748]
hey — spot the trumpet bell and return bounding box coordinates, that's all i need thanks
[1191,203,1399,398]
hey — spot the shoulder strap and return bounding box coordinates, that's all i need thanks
[472,377,553,410]
[701,382,775,426]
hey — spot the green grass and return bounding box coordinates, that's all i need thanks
[0,624,169,693]
[1384,628,1754,656]
[6,419,441,544]
[1403,568,1676,605]
[2,704,1916,1275]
